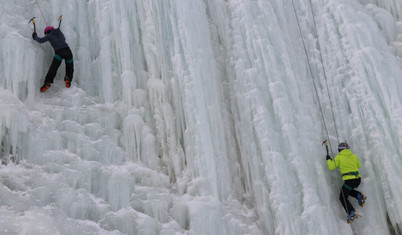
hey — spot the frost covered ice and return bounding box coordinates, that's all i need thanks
[1,0,402,234]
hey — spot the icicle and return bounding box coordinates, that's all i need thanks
[0,90,28,164]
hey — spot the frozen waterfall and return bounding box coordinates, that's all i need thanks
[1,0,402,234]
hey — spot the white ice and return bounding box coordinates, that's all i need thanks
[0,0,402,234]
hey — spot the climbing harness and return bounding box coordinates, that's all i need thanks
[342,171,359,177]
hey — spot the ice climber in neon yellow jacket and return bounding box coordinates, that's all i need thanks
[326,142,367,223]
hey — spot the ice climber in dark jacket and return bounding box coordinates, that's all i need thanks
[33,24,74,92]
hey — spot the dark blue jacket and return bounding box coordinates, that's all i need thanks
[34,28,69,51]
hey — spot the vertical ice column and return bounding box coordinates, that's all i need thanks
[168,0,232,199]
[222,0,338,233]
[376,0,402,21]
[0,25,39,101]
[0,91,28,164]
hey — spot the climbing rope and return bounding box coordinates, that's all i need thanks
[289,0,336,154]
[35,0,48,26]
[306,0,341,145]
[290,0,351,216]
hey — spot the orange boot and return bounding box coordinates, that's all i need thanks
[40,84,51,92]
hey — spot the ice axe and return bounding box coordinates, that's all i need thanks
[322,140,329,156]
[58,15,62,28]
[29,17,36,33]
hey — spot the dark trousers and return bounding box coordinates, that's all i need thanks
[340,178,361,214]
[44,47,74,84]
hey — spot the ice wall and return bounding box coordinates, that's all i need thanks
[0,0,402,234]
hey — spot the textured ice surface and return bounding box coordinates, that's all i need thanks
[0,0,402,234]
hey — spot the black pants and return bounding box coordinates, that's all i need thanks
[44,47,74,84]
[340,178,361,214]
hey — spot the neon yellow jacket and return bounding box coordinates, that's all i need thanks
[327,149,361,180]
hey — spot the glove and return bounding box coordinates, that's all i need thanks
[32,32,37,39]
[326,155,332,160]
